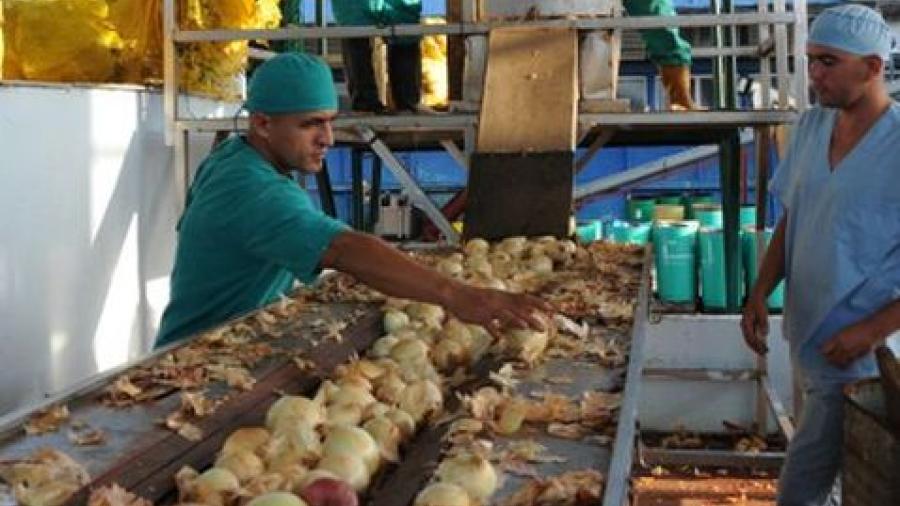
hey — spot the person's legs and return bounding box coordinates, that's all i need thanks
[387,40,423,111]
[776,377,845,506]
[341,38,385,112]
[624,0,694,109]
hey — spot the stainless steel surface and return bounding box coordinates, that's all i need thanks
[602,246,652,506]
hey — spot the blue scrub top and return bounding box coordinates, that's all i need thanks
[771,103,900,381]
[156,136,348,347]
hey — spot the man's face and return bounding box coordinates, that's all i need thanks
[255,110,337,173]
[807,44,881,108]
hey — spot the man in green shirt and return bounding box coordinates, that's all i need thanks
[156,53,549,347]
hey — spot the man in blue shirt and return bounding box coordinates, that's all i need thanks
[741,5,900,505]
[158,53,550,347]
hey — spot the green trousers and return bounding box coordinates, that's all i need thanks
[626,0,692,66]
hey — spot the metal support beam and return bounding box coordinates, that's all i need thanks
[575,129,616,174]
[640,447,785,469]
[163,0,177,146]
[369,156,382,232]
[172,13,797,43]
[643,367,758,382]
[351,149,365,230]
[355,126,460,244]
[762,374,795,440]
[439,140,469,171]
[719,131,743,312]
[316,161,338,218]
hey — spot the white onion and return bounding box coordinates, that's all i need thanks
[316,454,370,492]
[504,327,549,365]
[437,258,464,278]
[389,338,430,366]
[322,425,381,474]
[464,238,490,257]
[329,385,376,410]
[383,309,411,334]
[265,423,322,467]
[370,336,400,358]
[267,396,326,431]
[399,380,443,424]
[526,255,554,275]
[193,467,240,501]
[325,404,363,427]
[385,408,417,439]
[373,371,406,405]
[246,492,307,506]
[498,236,528,258]
[432,338,467,371]
[414,483,471,506]
[464,256,493,278]
[214,450,265,483]
[363,416,401,462]
[404,303,445,329]
[222,427,270,457]
[436,453,498,502]
[363,402,391,421]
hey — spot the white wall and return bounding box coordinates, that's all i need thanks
[0,84,218,415]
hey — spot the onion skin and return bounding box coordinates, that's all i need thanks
[300,478,359,506]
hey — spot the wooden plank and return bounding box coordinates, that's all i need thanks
[464,151,573,239]
[477,27,578,153]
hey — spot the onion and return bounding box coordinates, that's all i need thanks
[325,404,363,427]
[498,236,527,258]
[464,256,493,278]
[432,338,467,371]
[373,372,406,405]
[439,320,473,346]
[363,416,401,462]
[315,381,341,405]
[504,327,549,365]
[315,454,370,492]
[404,303,445,329]
[389,338,430,366]
[383,309,410,334]
[399,380,443,424]
[370,336,400,358]
[329,385,376,410]
[336,374,372,393]
[246,492,307,506]
[265,423,322,467]
[299,469,340,489]
[526,255,554,275]
[437,258,464,277]
[244,473,289,498]
[495,399,528,435]
[222,427,271,457]
[300,478,359,506]
[464,238,490,257]
[322,425,381,474]
[413,483,471,506]
[267,396,326,431]
[385,408,417,439]
[362,402,391,421]
[214,450,265,483]
[195,467,240,494]
[435,453,498,502]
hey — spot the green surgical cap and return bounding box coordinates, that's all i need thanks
[245,53,338,114]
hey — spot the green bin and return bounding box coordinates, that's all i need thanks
[653,221,699,303]
[627,198,656,222]
[742,228,785,310]
[656,194,684,206]
[611,221,652,245]
[684,194,717,219]
[576,221,603,244]
[693,203,724,228]
[740,205,758,228]
[699,228,727,310]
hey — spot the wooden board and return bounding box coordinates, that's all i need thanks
[477,27,578,153]
[464,151,573,239]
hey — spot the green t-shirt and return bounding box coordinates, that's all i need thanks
[156,136,348,347]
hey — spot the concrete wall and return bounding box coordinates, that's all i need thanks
[0,84,217,415]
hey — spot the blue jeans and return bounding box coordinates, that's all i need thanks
[777,374,845,506]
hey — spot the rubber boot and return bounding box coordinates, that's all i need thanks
[660,65,696,111]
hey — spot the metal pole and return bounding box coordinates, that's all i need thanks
[351,149,365,230]
[163,0,177,146]
[316,0,328,56]
[369,156,383,232]
[316,161,338,218]
[720,130,742,312]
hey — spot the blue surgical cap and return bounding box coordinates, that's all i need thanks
[808,4,894,60]
[246,53,338,114]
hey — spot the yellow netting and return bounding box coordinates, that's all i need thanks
[1,0,281,100]
[421,17,448,107]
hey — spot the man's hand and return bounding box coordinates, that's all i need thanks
[741,293,770,355]
[442,285,555,339]
[821,321,881,368]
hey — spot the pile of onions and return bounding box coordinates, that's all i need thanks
[435,453,498,502]
[413,483,471,506]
